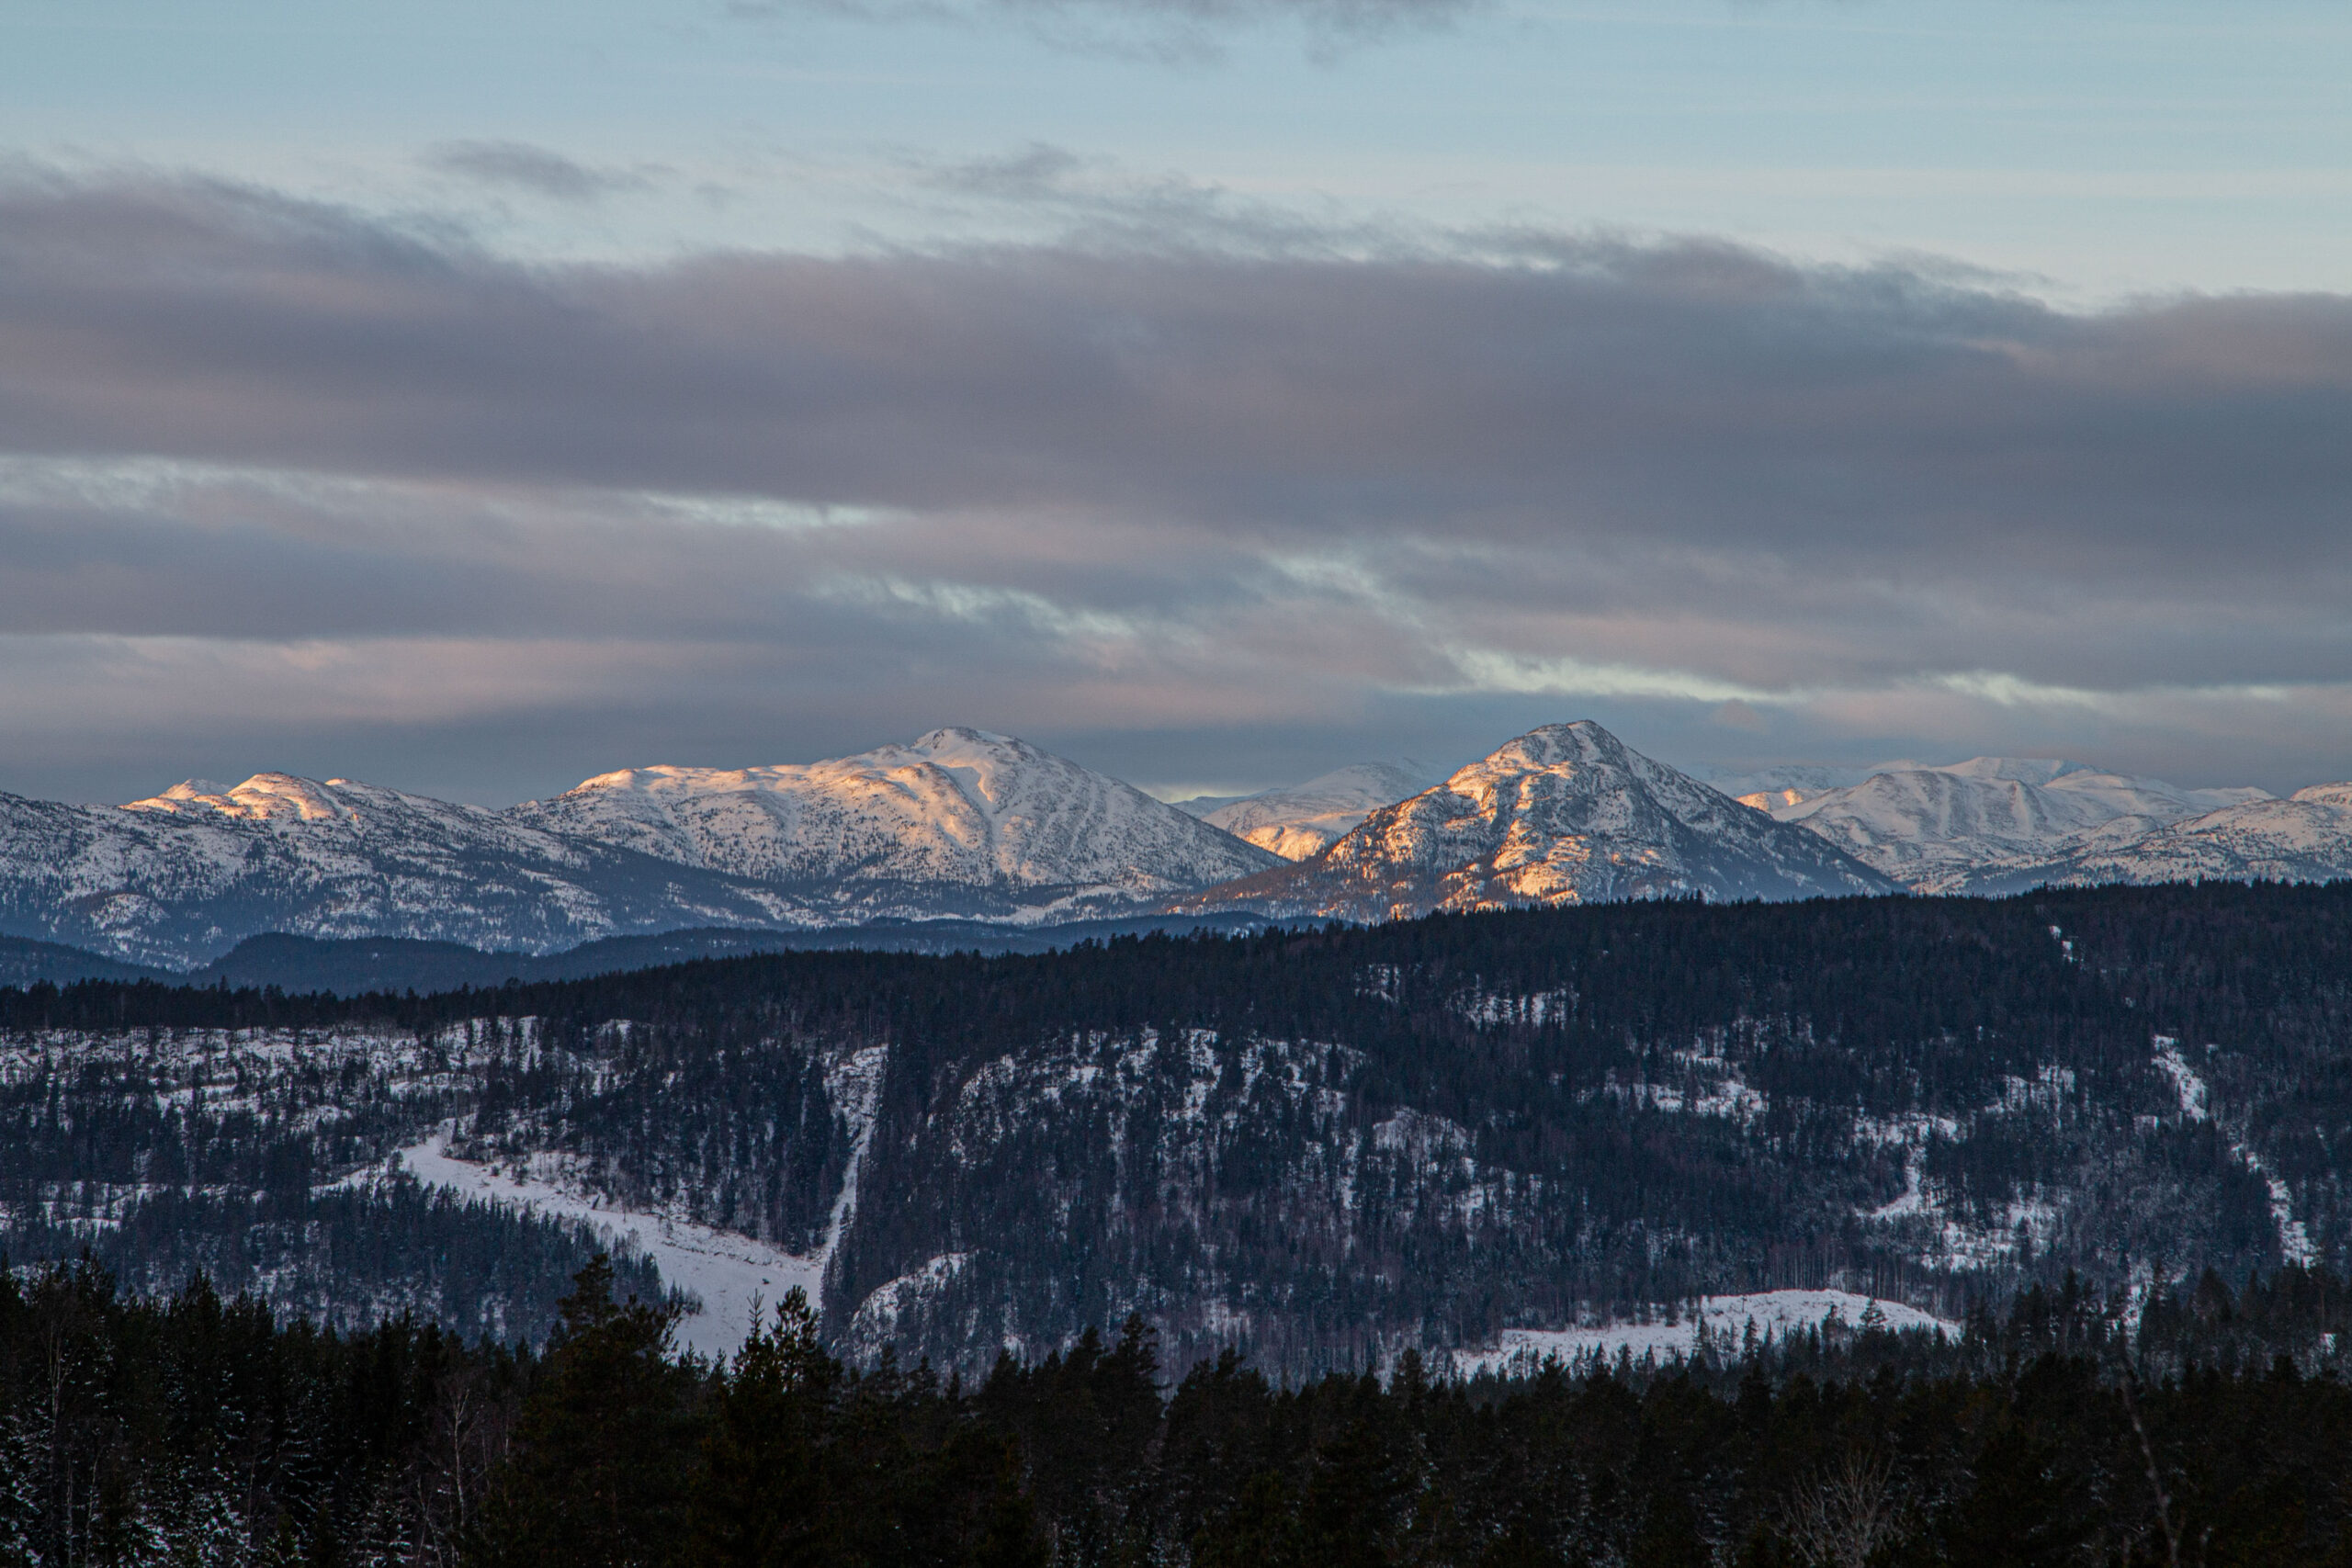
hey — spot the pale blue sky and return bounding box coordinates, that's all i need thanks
[8,0,2348,293]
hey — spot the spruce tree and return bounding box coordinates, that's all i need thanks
[471,1255,699,1568]
[684,1289,842,1568]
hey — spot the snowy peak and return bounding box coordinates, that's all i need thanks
[1954,782,2352,894]
[1170,721,1894,919]
[121,772,492,827]
[514,728,1281,911]
[1191,762,1436,861]
[1765,758,2275,892]
[1931,756,2092,787]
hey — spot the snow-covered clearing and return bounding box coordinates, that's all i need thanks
[390,1135,820,1360]
[1457,1290,1958,1377]
[373,1041,894,1360]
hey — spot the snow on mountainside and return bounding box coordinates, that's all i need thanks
[509,728,1281,923]
[1696,762,1883,806]
[1169,722,1896,920]
[1766,759,2272,893]
[1174,763,1436,860]
[0,773,809,969]
[1951,784,2352,895]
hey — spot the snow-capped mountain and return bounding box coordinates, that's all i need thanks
[1172,763,1436,861]
[1951,784,2352,894]
[510,728,1281,923]
[1170,721,1896,919]
[1766,759,2270,892]
[0,773,809,968]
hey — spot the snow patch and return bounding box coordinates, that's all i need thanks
[1459,1290,1957,1376]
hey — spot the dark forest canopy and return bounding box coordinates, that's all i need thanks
[7,878,2352,1044]
[6,1253,2352,1566]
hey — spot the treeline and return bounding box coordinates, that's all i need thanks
[0,1179,666,1347]
[7,1256,2352,1565]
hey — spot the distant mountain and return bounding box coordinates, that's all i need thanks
[512,728,1280,923]
[1767,759,2270,892]
[1952,784,2352,895]
[1173,763,1436,860]
[0,773,809,969]
[170,912,1300,995]
[1170,721,1895,919]
[0,934,168,987]
[1693,762,1886,804]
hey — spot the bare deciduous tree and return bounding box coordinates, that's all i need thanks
[1779,1450,1910,1568]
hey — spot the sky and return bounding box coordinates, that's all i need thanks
[1,0,2348,805]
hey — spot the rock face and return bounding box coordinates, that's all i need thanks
[509,728,1282,923]
[0,773,805,968]
[1952,784,2352,895]
[1176,763,1436,861]
[1768,759,2270,893]
[1171,721,1895,919]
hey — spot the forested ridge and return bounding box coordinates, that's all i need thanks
[5,883,2352,1372]
[6,1253,2352,1564]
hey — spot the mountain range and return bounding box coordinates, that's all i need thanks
[0,721,2347,975]
[1753,757,2274,892]
[0,729,1277,968]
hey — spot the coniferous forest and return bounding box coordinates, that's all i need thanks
[6,883,2352,1558]
[5,1251,2352,1563]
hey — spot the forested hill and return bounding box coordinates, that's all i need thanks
[6,882,2352,1376]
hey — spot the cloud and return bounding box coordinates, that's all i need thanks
[423,141,651,203]
[0,169,2348,800]
[725,0,1482,62]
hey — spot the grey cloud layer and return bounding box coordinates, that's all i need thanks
[423,142,654,203]
[0,172,2347,799]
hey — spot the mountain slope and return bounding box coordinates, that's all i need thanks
[1954,784,2352,894]
[1770,759,2270,892]
[509,728,1280,922]
[1176,763,1436,860]
[0,773,810,968]
[1170,722,1895,919]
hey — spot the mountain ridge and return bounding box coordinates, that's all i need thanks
[1765,759,2273,892]
[1171,721,1896,919]
[512,728,1279,915]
